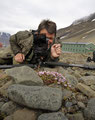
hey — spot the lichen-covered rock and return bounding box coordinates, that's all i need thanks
[5,108,37,120]
[65,75,78,88]
[66,112,84,120]
[38,112,68,120]
[80,76,95,85]
[0,101,20,115]
[5,66,43,86]
[76,83,95,97]
[84,98,95,120]
[8,84,62,111]
[0,81,13,97]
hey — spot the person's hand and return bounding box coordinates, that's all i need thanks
[14,53,25,63]
[51,44,61,58]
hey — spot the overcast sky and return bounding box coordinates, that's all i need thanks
[0,0,95,34]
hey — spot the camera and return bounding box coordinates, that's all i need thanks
[33,34,49,64]
[87,51,95,62]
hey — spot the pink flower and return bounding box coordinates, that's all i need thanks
[38,71,71,88]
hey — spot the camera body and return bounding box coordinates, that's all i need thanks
[33,34,49,64]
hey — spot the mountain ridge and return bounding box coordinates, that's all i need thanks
[0,32,11,46]
[57,13,95,44]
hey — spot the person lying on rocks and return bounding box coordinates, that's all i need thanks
[10,19,61,65]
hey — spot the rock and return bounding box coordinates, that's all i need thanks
[57,66,68,76]
[65,101,73,108]
[76,93,88,103]
[72,99,77,105]
[0,80,13,97]
[76,83,95,97]
[12,108,37,120]
[0,46,12,64]
[8,84,62,111]
[4,115,13,120]
[43,67,57,72]
[0,46,12,59]
[0,70,11,88]
[72,70,82,79]
[77,102,85,109]
[65,75,78,88]
[84,98,95,120]
[5,66,43,86]
[67,67,74,72]
[67,112,84,120]
[38,112,68,120]
[62,89,72,100]
[90,85,95,91]
[84,71,95,76]
[0,101,21,115]
[67,106,77,113]
[80,76,95,85]
[0,101,4,108]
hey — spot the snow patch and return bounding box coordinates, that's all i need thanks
[72,13,95,25]
[92,19,95,22]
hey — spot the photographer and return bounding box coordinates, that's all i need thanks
[10,19,61,65]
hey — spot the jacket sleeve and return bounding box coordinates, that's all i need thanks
[46,49,59,62]
[9,34,22,55]
[47,55,59,62]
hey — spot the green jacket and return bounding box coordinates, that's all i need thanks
[10,30,33,56]
[10,30,59,62]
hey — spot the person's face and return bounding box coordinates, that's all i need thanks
[40,29,55,47]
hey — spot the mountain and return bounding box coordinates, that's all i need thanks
[57,13,95,44]
[72,13,95,25]
[0,32,11,47]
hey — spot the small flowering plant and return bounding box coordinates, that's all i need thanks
[38,71,71,88]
